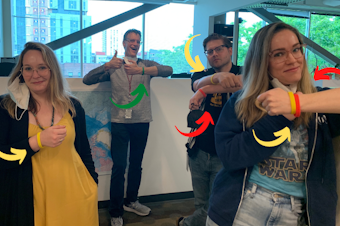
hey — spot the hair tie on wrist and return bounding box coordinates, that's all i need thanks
[37,132,43,149]
[198,88,207,98]
[294,93,301,117]
[288,92,296,115]
[211,74,217,85]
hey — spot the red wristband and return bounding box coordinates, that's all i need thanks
[198,88,207,98]
[294,93,301,117]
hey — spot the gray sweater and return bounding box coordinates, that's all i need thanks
[83,57,173,123]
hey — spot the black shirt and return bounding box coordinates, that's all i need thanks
[190,64,241,155]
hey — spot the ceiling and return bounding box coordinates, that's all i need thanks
[248,0,340,14]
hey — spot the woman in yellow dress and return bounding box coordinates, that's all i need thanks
[0,42,98,226]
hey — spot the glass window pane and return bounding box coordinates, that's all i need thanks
[144,3,194,74]
[237,12,264,66]
[277,15,307,36]
[12,0,81,56]
[309,14,340,67]
[56,41,82,77]
[86,1,142,28]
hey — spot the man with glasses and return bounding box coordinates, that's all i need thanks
[83,29,173,226]
[177,33,242,226]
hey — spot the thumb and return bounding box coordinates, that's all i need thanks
[114,50,118,58]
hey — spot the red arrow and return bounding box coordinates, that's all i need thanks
[175,111,215,137]
[313,66,337,81]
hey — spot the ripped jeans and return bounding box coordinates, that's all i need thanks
[232,183,307,226]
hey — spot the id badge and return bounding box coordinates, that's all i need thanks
[125,109,132,119]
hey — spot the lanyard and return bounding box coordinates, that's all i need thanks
[126,74,133,93]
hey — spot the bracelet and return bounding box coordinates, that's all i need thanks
[198,88,207,98]
[210,74,217,85]
[37,132,43,149]
[288,92,296,115]
[142,67,144,75]
[294,93,301,117]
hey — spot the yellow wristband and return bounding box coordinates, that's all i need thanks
[288,92,296,115]
[37,132,43,149]
[211,74,217,85]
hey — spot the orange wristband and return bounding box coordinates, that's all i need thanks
[198,88,207,98]
[294,93,301,117]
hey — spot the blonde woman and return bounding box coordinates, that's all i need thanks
[0,42,98,226]
[206,22,340,226]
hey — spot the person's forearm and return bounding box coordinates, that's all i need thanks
[83,64,111,85]
[200,84,241,95]
[142,66,158,76]
[300,88,340,113]
[193,75,217,91]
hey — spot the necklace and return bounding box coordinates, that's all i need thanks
[32,106,54,131]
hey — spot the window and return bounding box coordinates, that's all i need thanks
[12,0,80,57]
[308,14,340,72]
[230,11,264,66]
[144,3,194,74]
[69,1,77,10]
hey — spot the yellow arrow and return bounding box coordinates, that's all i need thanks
[252,127,291,147]
[184,34,205,72]
[0,148,27,165]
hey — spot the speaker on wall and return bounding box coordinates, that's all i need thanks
[214,24,234,44]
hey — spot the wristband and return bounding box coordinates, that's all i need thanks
[210,74,217,85]
[294,93,301,117]
[142,67,144,75]
[37,132,43,149]
[198,88,207,98]
[288,92,296,115]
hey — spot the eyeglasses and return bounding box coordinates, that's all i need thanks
[21,65,50,76]
[204,45,227,56]
[269,44,306,64]
[125,39,142,45]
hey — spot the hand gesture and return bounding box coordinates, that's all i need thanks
[105,50,123,69]
[40,125,67,148]
[124,60,141,75]
[189,90,205,110]
[216,72,242,89]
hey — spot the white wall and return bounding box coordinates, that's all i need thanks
[0,77,194,201]
[192,0,262,68]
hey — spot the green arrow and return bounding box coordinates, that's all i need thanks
[110,83,149,109]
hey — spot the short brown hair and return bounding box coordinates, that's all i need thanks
[123,29,141,41]
[203,33,232,50]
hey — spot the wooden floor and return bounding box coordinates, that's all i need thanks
[99,198,195,226]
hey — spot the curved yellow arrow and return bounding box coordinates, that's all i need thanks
[0,148,27,165]
[252,127,291,147]
[184,34,205,72]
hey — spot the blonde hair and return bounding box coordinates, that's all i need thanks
[2,42,77,118]
[235,22,316,128]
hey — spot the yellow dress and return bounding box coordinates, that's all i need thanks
[29,112,98,226]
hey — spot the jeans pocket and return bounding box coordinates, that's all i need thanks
[242,188,253,200]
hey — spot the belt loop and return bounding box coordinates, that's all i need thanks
[291,196,296,213]
[250,183,257,198]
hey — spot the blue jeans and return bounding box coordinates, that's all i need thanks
[108,123,149,217]
[232,183,306,226]
[182,149,222,226]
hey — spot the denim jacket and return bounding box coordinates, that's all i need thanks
[208,88,340,226]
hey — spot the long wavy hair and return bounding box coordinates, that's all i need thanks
[235,22,316,128]
[2,42,76,118]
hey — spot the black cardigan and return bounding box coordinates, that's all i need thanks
[0,96,98,226]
